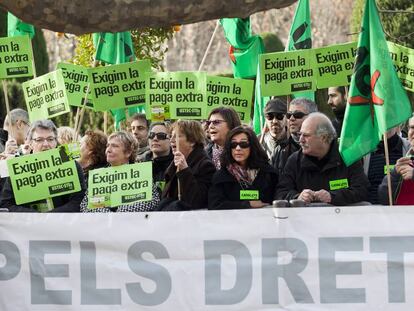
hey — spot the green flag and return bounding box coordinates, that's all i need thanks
[93,32,136,65]
[93,31,137,129]
[220,18,264,79]
[7,13,35,38]
[253,62,269,134]
[286,0,314,101]
[339,0,412,166]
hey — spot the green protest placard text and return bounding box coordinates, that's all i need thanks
[388,41,414,92]
[57,62,93,108]
[23,69,70,122]
[7,148,81,205]
[240,190,259,200]
[329,178,349,191]
[88,60,151,111]
[88,162,153,209]
[0,35,33,78]
[313,42,357,89]
[206,76,254,123]
[146,71,206,121]
[260,49,315,97]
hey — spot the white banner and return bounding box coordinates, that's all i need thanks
[1,206,414,310]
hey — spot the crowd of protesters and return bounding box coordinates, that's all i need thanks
[0,90,414,212]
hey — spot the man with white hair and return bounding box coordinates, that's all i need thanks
[276,112,369,206]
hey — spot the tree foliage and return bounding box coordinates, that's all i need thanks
[351,0,414,48]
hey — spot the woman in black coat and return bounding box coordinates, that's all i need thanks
[208,126,278,209]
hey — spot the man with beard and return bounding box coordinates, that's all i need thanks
[270,97,317,174]
[327,86,347,136]
[259,98,287,159]
[129,113,150,161]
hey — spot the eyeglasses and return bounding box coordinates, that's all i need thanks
[148,132,169,140]
[206,119,227,127]
[230,141,251,149]
[265,113,285,121]
[286,111,308,119]
[32,137,56,144]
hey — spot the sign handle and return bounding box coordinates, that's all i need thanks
[176,122,182,201]
[2,80,14,139]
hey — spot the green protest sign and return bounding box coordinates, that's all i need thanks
[62,142,81,160]
[0,35,33,78]
[23,69,70,122]
[87,162,153,209]
[57,62,94,108]
[313,42,357,89]
[206,76,254,123]
[387,41,414,92]
[260,49,316,97]
[146,71,206,121]
[88,60,151,111]
[7,147,81,205]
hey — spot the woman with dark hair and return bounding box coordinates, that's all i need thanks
[158,120,216,211]
[78,130,108,181]
[80,131,160,213]
[208,126,278,209]
[205,106,241,170]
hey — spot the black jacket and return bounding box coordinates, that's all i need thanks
[159,145,216,210]
[208,163,278,209]
[276,141,369,205]
[270,135,300,175]
[0,161,86,212]
[144,151,174,183]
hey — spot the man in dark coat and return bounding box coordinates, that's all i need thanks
[271,97,318,174]
[276,113,369,206]
[0,120,86,212]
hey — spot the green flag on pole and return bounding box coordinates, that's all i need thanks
[93,32,136,64]
[93,31,140,129]
[339,0,412,166]
[220,18,264,79]
[7,13,35,38]
[285,0,314,100]
[221,17,268,134]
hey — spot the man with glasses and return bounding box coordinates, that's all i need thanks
[0,120,86,212]
[1,108,31,159]
[271,97,317,174]
[260,98,288,159]
[276,113,369,206]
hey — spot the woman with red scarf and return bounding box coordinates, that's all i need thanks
[208,126,278,209]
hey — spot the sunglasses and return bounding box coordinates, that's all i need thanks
[148,132,169,140]
[230,141,251,149]
[286,111,308,119]
[206,119,227,127]
[265,113,285,121]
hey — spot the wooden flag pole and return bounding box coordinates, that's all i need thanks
[259,123,267,144]
[73,107,80,131]
[176,122,182,201]
[2,80,14,139]
[104,112,108,135]
[383,133,394,206]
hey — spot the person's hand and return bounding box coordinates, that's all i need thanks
[399,165,414,180]
[20,143,31,155]
[298,189,315,203]
[395,157,412,172]
[4,139,18,155]
[249,200,267,208]
[314,189,332,203]
[173,151,188,171]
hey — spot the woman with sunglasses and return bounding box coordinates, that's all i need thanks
[208,126,278,209]
[142,122,174,196]
[205,107,241,170]
[158,120,216,211]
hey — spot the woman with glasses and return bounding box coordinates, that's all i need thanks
[157,120,216,211]
[80,131,160,213]
[205,107,241,170]
[208,126,278,209]
[142,122,173,196]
